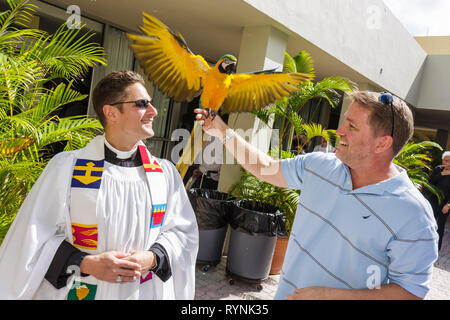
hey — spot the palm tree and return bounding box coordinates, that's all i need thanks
[254,51,355,153]
[0,0,106,242]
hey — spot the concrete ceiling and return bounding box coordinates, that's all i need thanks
[41,0,370,83]
[413,108,450,131]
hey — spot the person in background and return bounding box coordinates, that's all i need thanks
[185,136,222,191]
[313,136,335,153]
[429,151,450,251]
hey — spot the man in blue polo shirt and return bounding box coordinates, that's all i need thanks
[194,90,438,299]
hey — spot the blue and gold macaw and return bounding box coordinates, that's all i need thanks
[127,12,312,178]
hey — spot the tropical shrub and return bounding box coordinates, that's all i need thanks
[394,141,444,203]
[0,0,106,243]
[228,148,299,235]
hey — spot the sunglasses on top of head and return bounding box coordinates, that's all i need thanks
[379,92,395,138]
[110,99,152,109]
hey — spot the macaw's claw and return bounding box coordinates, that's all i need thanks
[204,108,217,120]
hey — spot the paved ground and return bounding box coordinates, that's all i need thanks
[426,218,450,300]
[195,219,450,300]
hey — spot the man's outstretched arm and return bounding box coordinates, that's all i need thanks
[194,108,288,188]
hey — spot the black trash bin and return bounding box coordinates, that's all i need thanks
[227,200,286,283]
[187,188,233,269]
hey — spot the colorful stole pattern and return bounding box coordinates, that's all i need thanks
[67,136,167,300]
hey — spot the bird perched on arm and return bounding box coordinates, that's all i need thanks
[127,12,313,178]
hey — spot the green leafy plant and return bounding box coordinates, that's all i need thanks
[0,0,106,243]
[394,141,444,203]
[228,148,300,235]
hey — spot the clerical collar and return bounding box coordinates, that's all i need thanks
[104,139,142,167]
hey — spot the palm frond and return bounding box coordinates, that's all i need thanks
[0,54,43,111]
[394,140,444,202]
[29,82,87,124]
[252,105,275,127]
[35,116,102,150]
[0,0,107,243]
[26,23,106,78]
[0,136,34,157]
[284,51,315,75]
[299,123,328,141]
[0,0,37,34]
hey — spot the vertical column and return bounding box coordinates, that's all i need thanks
[217,25,289,192]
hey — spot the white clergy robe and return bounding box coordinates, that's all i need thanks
[0,135,199,299]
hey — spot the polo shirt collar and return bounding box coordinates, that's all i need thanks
[343,164,413,195]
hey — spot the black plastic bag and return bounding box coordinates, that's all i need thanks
[229,200,287,237]
[187,188,234,230]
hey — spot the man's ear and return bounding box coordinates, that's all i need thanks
[374,135,394,154]
[103,105,119,124]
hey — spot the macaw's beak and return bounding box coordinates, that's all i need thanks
[220,60,237,74]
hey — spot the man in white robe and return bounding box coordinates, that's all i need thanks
[0,71,199,300]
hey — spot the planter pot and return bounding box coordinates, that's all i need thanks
[269,236,289,275]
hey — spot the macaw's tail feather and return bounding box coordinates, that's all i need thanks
[176,121,205,179]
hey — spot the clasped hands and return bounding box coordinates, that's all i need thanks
[79,250,156,283]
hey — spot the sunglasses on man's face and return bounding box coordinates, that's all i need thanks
[110,99,152,109]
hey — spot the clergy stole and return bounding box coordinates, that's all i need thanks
[67,137,167,300]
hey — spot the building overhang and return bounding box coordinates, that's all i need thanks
[41,0,373,83]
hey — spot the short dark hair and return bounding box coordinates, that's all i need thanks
[92,70,145,127]
[349,91,414,156]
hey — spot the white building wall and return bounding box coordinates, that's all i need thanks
[415,55,450,111]
[243,0,428,103]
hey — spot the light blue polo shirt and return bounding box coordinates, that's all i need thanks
[275,152,438,299]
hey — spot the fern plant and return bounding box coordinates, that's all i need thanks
[0,0,106,243]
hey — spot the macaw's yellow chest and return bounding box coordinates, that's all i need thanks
[200,69,232,110]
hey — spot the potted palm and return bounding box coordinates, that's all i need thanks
[0,0,106,243]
